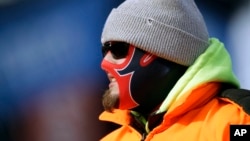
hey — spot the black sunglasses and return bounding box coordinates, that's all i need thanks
[102,42,130,59]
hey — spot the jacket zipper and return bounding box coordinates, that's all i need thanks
[141,133,147,141]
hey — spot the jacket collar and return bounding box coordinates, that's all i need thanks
[156,38,240,114]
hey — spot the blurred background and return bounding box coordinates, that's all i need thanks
[0,0,249,140]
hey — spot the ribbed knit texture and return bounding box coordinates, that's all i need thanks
[101,0,209,66]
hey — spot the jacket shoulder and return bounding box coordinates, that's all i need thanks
[220,88,250,115]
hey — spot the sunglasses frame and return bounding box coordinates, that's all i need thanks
[102,42,130,59]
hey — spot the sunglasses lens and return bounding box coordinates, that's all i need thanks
[102,42,110,57]
[102,42,129,59]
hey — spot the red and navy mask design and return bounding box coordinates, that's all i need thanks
[101,44,185,112]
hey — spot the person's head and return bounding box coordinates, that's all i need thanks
[100,0,209,114]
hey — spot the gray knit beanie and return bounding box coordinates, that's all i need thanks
[101,0,209,66]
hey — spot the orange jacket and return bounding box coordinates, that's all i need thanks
[99,38,250,141]
[100,83,250,141]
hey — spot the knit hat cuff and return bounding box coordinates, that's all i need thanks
[101,9,209,66]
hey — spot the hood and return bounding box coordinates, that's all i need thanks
[156,38,240,114]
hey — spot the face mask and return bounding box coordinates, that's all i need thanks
[101,44,186,113]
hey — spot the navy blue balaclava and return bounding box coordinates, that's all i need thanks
[101,44,187,114]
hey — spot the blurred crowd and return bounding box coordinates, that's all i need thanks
[0,0,249,140]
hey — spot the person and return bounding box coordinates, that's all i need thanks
[98,0,250,140]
